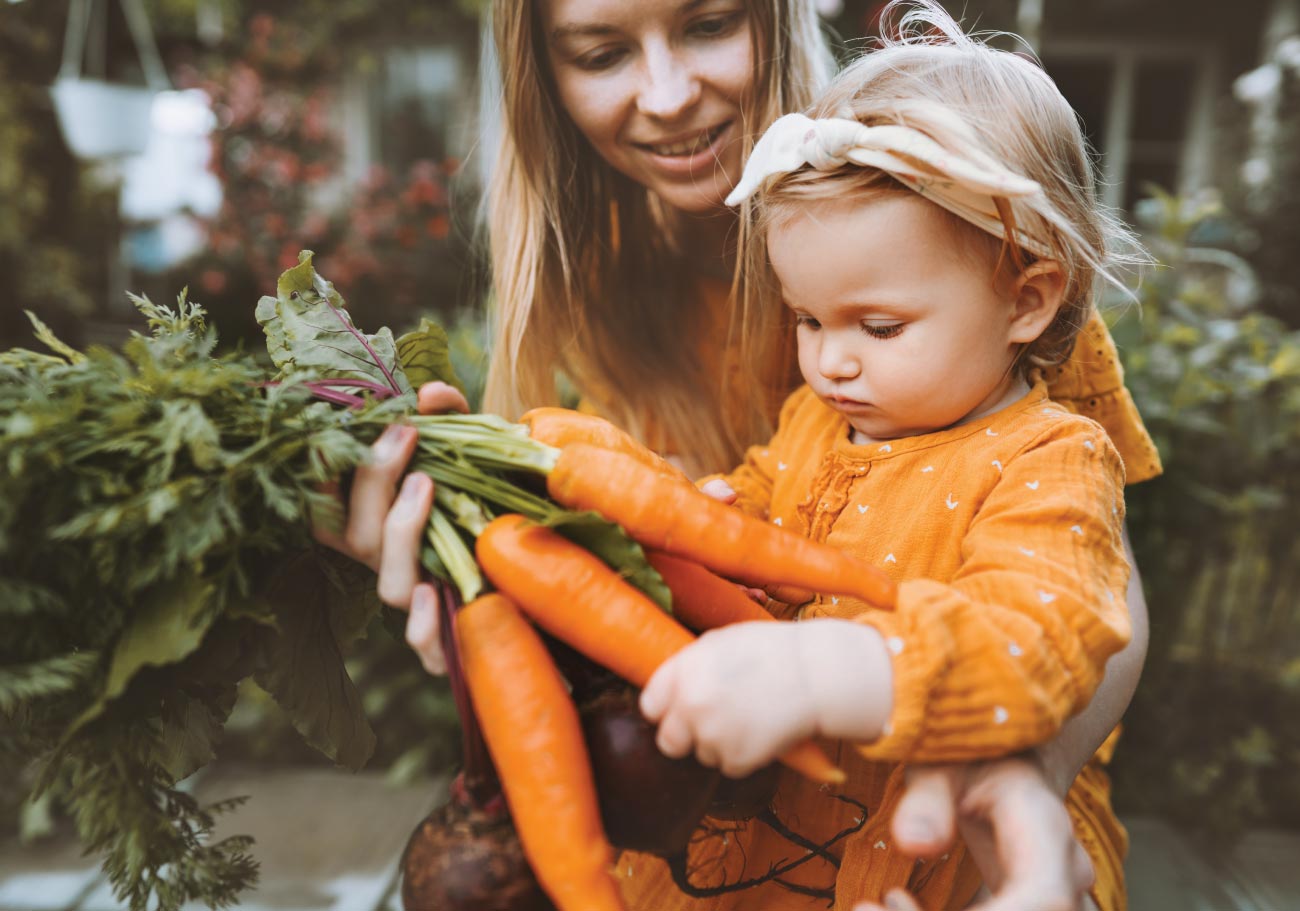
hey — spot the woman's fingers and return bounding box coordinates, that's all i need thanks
[853,889,921,911]
[405,583,446,675]
[957,760,1090,911]
[344,425,419,568]
[376,473,435,608]
[310,479,351,553]
[891,765,958,856]
[417,381,470,415]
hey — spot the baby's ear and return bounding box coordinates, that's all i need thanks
[1007,261,1066,345]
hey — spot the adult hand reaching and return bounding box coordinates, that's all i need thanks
[854,758,1095,911]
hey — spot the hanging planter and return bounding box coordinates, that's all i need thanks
[50,0,170,162]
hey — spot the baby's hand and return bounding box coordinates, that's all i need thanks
[639,622,817,777]
[639,619,894,777]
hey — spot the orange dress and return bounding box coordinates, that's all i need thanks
[590,279,1160,911]
[616,383,1131,910]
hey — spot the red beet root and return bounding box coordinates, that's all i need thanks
[581,687,719,855]
[707,762,782,821]
[400,776,555,911]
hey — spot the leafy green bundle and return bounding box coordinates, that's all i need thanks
[0,252,665,910]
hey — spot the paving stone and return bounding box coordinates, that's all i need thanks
[0,833,104,911]
[10,763,444,911]
[1123,820,1300,910]
[1220,828,1300,910]
[7,768,1300,911]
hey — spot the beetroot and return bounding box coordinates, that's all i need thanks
[541,631,620,703]
[400,775,555,911]
[707,762,782,821]
[580,687,719,855]
[400,585,556,911]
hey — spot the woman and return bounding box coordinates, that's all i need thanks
[324,1,1156,907]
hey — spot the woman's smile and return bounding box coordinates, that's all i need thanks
[633,120,734,176]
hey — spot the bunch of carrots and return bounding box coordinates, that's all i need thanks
[422,406,897,911]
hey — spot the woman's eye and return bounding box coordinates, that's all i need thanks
[688,12,743,39]
[796,315,821,330]
[861,322,903,339]
[575,47,627,71]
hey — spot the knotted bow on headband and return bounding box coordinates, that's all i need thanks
[725,113,1054,258]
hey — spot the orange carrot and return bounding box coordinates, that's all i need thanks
[477,515,696,686]
[477,515,845,786]
[547,444,899,611]
[456,592,626,911]
[645,551,776,630]
[521,407,688,480]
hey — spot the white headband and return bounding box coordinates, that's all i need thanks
[726,113,1053,258]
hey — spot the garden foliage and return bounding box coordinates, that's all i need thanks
[1112,190,1300,841]
[0,269,417,909]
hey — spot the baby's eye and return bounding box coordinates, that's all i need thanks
[861,322,903,339]
[795,315,821,330]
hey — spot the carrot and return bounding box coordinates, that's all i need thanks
[456,592,626,911]
[477,515,696,686]
[546,444,898,610]
[477,515,845,786]
[645,551,776,631]
[643,551,846,786]
[520,407,688,480]
[649,550,814,625]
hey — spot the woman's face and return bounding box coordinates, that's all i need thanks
[542,0,755,214]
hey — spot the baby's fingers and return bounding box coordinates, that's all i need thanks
[639,658,679,722]
[699,478,737,504]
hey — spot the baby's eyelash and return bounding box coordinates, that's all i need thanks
[861,322,904,339]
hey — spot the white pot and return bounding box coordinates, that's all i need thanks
[50,77,156,161]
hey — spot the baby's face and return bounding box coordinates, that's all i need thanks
[767,194,1025,444]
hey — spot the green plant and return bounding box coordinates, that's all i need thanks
[1111,188,1300,843]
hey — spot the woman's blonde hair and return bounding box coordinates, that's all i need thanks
[740,0,1141,372]
[483,0,833,474]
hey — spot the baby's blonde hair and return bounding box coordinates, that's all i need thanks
[741,0,1141,370]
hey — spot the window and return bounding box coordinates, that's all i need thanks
[1042,41,1221,211]
[342,43,475,182]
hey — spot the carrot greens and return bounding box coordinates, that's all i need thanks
[0,252,663,911]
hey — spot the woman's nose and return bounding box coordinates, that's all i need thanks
[636,43,701,121]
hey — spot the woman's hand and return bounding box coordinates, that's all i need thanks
[312,381,468,672]
[854,758,1095,911]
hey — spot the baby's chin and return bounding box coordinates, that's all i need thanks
[844,414,942,446]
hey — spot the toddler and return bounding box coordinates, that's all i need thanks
[626,5,1136,910]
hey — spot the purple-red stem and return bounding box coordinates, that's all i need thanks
[437,580,500,805]
[322,298,403,396]
[307,378,399,396]
[257,378,398,409]
[304,387,367,409]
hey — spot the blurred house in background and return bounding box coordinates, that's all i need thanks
[4,0,1295,344]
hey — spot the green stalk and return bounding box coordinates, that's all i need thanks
[427,506,483,603]
[412,454,559,521]
[435,486,492,536]
[409,414,560,475]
